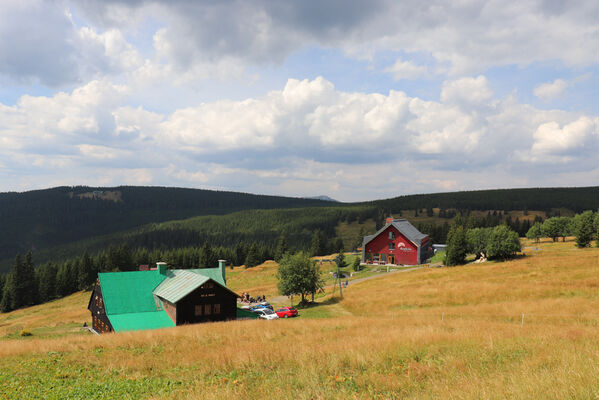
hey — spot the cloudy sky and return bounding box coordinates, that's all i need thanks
[1,0,598,201]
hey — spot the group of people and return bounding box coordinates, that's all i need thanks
[240,292,267,304]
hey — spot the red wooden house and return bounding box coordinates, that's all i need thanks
[361,218,432,265]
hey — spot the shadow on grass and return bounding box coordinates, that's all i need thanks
[296,296,340,310]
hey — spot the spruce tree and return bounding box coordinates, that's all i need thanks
[310,230,325,257]
[37,263,57,302]
[575,211,595,248]
[244,243,261,268]
[199,242,217,268]
[10,254,26,309]
[0,274,12,313]
[354,227,365,251]
[274,232,289,262]
[445,225,467,266]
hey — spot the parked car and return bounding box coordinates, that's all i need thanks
[250,303,273,311]
[275,307,298,318]
[252,308,279,320]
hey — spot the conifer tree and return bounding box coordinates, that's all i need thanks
[274,232,289,262]
[310,229,325,257]
[0,274,12,313]
[10,254,27,309]
[199,242,216,268]
[353,227,365,251]
[574,211,595,248]
[244,243,261,268]
[445,224,467,266]
[37,262,57,302]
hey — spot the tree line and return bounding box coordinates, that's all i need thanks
[0,241,278,313]
[526,211,599,248]
[444,215,522,266]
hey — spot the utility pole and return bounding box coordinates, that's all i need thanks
[336,255,343,298]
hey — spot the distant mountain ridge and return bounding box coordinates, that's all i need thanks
[304,195,339,202]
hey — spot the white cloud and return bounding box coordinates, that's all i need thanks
[384,58,428,80]
[441,76,493,107]
[528,117,599,161]
[1,75,599,200]
[534,79,569,101]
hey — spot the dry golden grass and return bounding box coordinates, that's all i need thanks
[0,291,90,338]
[2,240,599,399]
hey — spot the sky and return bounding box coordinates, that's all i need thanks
[1,0,599,202]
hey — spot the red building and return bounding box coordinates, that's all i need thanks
[361,218,432,265]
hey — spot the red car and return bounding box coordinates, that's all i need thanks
[275,307,298,318]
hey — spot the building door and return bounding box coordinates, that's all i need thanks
[388,255,395,265]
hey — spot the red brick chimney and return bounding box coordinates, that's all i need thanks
[386,217,393,224]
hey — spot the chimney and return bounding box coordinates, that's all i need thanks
[218,259,227,285]
[156,262,167,275]
[386,217,394,224]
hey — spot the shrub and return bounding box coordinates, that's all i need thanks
[487,225,521,260]
[20,329,32,337]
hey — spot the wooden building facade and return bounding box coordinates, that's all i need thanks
[87,261,239,333]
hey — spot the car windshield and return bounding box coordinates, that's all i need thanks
[263,309,274,315]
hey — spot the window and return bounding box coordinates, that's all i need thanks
[203,281,214,289]
[389,231,395,240]
[213,304,220,314]
[204,304,212,316]
[195,305,203,316]
[389,242,395,250]
[381,253,387,263]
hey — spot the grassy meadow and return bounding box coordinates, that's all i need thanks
[2,239,599,398]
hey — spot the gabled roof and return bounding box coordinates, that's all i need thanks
[153,270,210,304]
[99,270,167,315]
[153,268,234,304]
[363,218,428,248]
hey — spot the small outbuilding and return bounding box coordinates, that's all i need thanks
[361,218,432,265]
[88,260,239,333]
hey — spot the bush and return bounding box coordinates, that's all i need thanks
[487,225,521,260]
[20,329,32,337]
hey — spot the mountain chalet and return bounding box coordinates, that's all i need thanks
[361,218,432,265]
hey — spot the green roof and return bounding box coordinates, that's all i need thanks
[108,311,175,332]
[99,270,167,315]
[189,267,226,287]
[98,266,236,332]
[153,270,210,304]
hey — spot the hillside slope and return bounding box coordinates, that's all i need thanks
[2,241,599,399]
[0,186,334,270]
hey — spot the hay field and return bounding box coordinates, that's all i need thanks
[2,239,599,399]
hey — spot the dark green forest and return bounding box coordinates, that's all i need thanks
[1,185,598,275]
[0,186,332,269]
[364,186,599,214]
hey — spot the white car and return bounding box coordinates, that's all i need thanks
[253,308,279,320]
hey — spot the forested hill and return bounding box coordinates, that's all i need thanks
[0,186,333,264]
[366,186,599,214]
